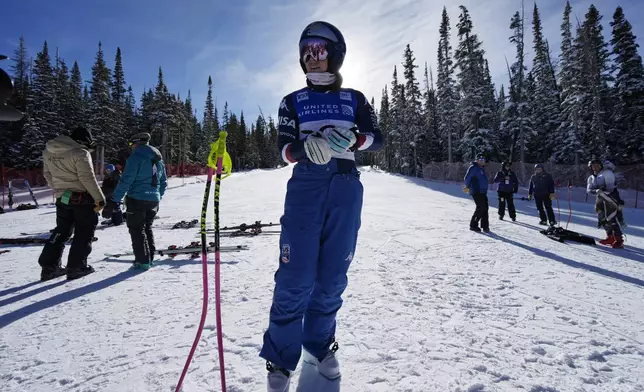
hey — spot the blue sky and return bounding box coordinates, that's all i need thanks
[2,0,643,124]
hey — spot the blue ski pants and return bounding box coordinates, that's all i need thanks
[260,160,363,371]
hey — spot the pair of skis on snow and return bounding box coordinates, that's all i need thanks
[519,180,597,245]
[104,243,248,259]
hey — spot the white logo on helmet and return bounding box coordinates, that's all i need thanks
[304,22,340,42]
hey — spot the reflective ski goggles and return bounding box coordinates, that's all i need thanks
[300,37,329,63]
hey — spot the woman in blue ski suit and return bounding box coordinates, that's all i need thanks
[260,21,384,390]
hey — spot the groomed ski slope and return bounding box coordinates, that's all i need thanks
[1,166,643,392]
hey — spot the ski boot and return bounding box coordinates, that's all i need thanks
[41,266,67,281]
[550,221,557,227]
[67,265,95,280]
[612,235,624,249]
[498,216,504,221]
[296,342,341,392]
[539,221,548,226]
[470,226,481,233]
[132,262,151,270]
[599,235,616,246]
[266,361,291,392]
[511,216,516,222]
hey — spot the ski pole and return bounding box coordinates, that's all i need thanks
[566,179,572,230]
[555,179,561,226]
[210,131,230,392]
[175,164,215,392]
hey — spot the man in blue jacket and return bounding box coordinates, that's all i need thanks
[102,133,167,269]
[528,163,556,226]
[464,155,490,232]
[493,161,519,221]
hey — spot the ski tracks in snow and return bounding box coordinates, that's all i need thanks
[1,169,643,391]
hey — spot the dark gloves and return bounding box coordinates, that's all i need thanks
[101,199,119,219]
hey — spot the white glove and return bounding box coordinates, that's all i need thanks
[325,126,357,154]
[304,133,333,165]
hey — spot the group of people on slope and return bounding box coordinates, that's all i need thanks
[463,156,626,248]
[38,128,167,281]
[25,18,630,392]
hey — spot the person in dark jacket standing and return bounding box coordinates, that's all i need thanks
[493,161,519,221]
[464,155,490,232]
[102,133,167,269]
[100,164,123,226]
[528,163,556,226]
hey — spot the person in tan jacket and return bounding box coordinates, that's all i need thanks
[39,126,105,281]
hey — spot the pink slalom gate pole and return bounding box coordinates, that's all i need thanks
[212,132,228,391]
[175,166,214,392]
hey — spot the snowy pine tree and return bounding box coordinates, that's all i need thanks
[419,63,441,163]
[203,76,217,141]
[455,5,495,161]
[182,90,200,164]
[88,42,113,154]
[111,47,129,161]
[236,112,248,168]
[9,35,29,115]
[21,41,58,168]
[436,6,458,163]
[402,44,423,175]
[610,6,644,163]
[68,62,86,129]
[502,9,533,164]
[531,3,561,162]
[150,67,175,162]
[554,1,584,164]
[378,86,392,170]
[53,51,72,132]
[494,85,510,159]
[578,5,612,159]
[389,66,406,172]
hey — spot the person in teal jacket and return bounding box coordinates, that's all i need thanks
[102,132,167,268]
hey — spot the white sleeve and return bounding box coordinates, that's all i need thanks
[586,176,596,193]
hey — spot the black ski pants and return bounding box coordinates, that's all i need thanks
[125,196,159,263]
[596,194,623,237]
[497,191,516,219]
[470,194,489,230]
[38,197,98,271]
[535,196,556,224]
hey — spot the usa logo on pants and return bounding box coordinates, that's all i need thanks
[281,244,290,263]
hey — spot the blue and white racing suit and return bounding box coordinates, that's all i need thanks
[259,85,383,371]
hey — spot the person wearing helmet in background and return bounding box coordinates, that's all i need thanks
[493,161,519,221]
[100,164,123,226]
[587,158,625,249]
[528,164,556,226]
[260,21,384,391]
[463,155,490,233]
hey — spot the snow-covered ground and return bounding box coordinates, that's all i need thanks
[1,167,643,392]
